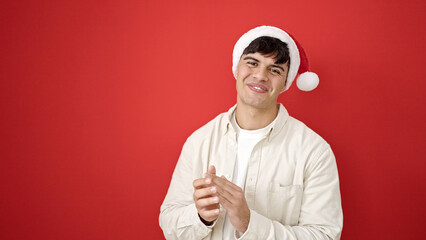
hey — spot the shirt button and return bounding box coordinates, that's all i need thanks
[249,178,253,182]
[225,174,230,179]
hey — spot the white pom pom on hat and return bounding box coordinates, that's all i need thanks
[296,72,319,91]
[232,26,319,91]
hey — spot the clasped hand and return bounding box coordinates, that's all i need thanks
[193,165,250,233]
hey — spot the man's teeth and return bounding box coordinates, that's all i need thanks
[254,86,262,90]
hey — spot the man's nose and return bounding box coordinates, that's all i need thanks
[252,67,268,81]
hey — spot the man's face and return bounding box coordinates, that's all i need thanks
[235,52,288,110]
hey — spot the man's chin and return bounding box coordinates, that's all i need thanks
[242,100,273,110]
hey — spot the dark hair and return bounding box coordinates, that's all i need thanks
[242,36,290,65]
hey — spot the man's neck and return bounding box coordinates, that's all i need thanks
[235,103,279,130]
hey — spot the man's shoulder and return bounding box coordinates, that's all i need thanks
[284,115,330,148]
[187,110,230,142]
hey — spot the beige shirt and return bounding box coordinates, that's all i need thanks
[159,104,343,239]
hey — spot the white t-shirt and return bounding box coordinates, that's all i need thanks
[222,111,277,240]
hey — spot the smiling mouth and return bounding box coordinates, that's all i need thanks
[247,84,268,93]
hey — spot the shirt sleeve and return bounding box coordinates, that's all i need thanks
[159,137,214,240]
[236,147,343,240]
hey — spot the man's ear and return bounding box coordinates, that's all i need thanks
[234,58,243,80]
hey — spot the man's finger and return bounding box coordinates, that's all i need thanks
[208,165,216,175]
[199,208,220,221]
[213,176,245,204]
[212,175,240,192]
[196,196,220,208]
[194,186,217,200]
[193,177,212,189]
[214,185,234,205]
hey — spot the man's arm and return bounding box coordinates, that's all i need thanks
[211,147,343,240]
[159,138,216,240]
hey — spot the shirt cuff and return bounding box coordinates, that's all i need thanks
[177,203,214,236]
[198,213,218,229]
[237,209,271,239]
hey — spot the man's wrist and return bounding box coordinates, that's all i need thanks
[198,213,215,226]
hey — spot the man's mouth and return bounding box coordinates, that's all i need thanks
[247,83,268,93]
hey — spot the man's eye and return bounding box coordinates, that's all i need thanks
[247,61,257,66]
[271,69,281,74]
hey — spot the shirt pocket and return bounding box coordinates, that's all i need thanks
[267,182,303,225]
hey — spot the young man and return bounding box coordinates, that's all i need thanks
[159,26,343,240]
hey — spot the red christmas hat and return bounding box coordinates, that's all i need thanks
[232,26,319,91]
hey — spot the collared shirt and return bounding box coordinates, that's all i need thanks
[230,109,277,190]
[223,111,276,239]
[159,104,343,240]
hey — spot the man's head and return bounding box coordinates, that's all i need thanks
[234,37,289,110]
[232,26,319,92]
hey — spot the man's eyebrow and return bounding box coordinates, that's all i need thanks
[243,56,259,62]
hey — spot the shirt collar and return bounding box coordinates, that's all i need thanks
[223,103,289,140]
[223,104,237,136]
[268,103,289,141]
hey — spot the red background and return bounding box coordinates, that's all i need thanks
[1,0,425,239]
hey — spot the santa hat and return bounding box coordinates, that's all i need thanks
[232,26,319,91]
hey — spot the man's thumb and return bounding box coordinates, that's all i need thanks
[208,165,216,175]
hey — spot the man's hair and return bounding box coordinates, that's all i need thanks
[242,36,290,65]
